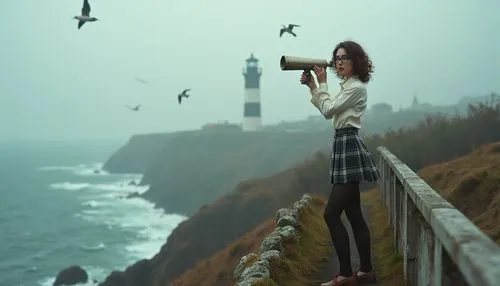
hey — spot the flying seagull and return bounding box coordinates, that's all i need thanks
[178,89,191,104]
[279,24,300,37]
[126,104,141,111]
[74,0,98,30]
[134,78,149,85]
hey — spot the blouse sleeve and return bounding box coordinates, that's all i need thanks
[309,82,366,119]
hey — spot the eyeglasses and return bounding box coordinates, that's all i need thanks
[332,55,351,63]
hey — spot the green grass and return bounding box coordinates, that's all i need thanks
[262,195,332,286]
[361,189,407,286]
[252,278,279,286]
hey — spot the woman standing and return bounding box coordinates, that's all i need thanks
[300,40,380,286]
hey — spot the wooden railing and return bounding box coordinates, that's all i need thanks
[376,146,500,286]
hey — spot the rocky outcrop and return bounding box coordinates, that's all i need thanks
[99,259,153,286]
[233,194,313,285]
[53,265,88,286]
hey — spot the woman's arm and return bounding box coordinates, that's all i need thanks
[310,82,366,119]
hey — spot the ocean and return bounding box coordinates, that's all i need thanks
[0,141,187,286]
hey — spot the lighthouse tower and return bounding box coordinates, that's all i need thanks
[242,53,262,131]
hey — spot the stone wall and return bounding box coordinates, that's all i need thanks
[233,194,313,286]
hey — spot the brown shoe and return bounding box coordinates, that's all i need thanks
[355,270,377,284]
[321,274,358,286]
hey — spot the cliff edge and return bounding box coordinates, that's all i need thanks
[417,141,500,243]
[138,130,333,215]
[233,194,331,286]
[98,151,332,286]
[102,132,178,175]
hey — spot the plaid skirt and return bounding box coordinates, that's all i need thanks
[330,127,380,185]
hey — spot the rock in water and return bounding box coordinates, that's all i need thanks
[53,265,88,286]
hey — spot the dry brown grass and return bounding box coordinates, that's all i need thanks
[160,141,500,286]
[150,152,332,286]
[417,141,500,243]
[361,189,407,286]
[170,218,275,286]
[170,195,331,286]
[359,141,500,286]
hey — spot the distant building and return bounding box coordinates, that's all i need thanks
[201,121,241,132]
[242,53,262,131]
[371,102,393,114]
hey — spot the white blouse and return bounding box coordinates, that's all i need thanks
[309,76,367,129]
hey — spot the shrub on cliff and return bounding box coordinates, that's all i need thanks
[363,102,500,171]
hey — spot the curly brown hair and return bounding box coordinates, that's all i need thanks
[331,40,374,84]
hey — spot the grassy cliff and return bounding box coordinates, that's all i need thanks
[232,194,331,286]
[417,141,500,243]
[139,130,333,216]
[171,195,332,286]
[361,190,407,286]
[101,100,474,176]
[168,141,500,286]
[161,104,500,286]
[360,141,500,285]
[102,132,182,174]
[100,99,493,216]
[98,151,332,286]
[94,102,499,286]
[170,218,276,285]
[363,103,500,172]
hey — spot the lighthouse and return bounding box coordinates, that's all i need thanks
[242,53,262,131]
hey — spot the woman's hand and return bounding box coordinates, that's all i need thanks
[313,65,327,84]
[300,70,317,90]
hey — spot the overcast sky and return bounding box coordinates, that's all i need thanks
[0,0,498,141]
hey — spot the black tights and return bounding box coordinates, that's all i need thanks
[323,182,373,277]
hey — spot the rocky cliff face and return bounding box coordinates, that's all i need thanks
[138,130,332,216]
[98,151,331,286]
[170,218,276,285]
[102,132,187,175]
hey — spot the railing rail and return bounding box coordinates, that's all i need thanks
[376,146,500,286]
